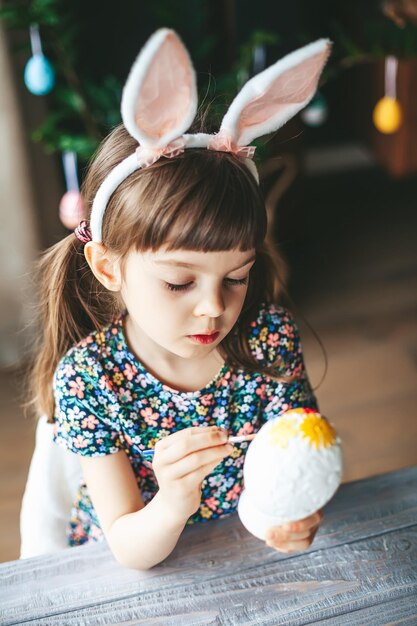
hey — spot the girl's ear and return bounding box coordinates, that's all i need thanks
[121,28,197,148]
[84,243,122,292]
[219,39,332,146]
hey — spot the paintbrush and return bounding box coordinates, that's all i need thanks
[141,433,256,459]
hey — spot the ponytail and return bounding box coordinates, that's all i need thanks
[27,235,118,421]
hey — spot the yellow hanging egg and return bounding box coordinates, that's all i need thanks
[373,96,402,134]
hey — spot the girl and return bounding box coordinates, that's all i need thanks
[27,29,330,569]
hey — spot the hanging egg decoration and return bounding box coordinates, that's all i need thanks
[24,24,55,96]
[373,96,402,134]
[373,56,402,134]
[252,44,266,74]
[24,54,55,96]
[59,152,85,229]
[238,408,343,540]
[59,190,84,230]
[301,91,328,127]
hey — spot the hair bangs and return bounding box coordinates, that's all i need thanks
[107,149,267,255]
[153,169,266,253]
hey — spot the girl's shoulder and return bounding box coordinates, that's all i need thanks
[252,301,297,329]
[53,314,123,382]
[248,302,302,367]
[250,301,300,338]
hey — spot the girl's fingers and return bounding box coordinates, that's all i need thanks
[166,443,233,480]
[266,524,320,552]
[275,509,324,535]
[155,426,216,449]
[154,426,228,465]
[267,529,314,541]
[265,520,321,543]
[266,538,313,553]
[186,457,231,487]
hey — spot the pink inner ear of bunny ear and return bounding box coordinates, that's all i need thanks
[234,48,330,145]
[134,32,195,144]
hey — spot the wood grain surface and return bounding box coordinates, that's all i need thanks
[1,465,416,626]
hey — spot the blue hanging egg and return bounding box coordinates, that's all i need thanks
[24,54,55,95]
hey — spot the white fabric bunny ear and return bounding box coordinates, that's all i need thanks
[90,29,198,241]
[121,28,197,148]
[219,39,331,146]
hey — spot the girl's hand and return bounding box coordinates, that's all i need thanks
[265,508,324,554]
[152,426,232,524]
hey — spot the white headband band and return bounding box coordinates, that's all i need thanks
[88,28,331,243]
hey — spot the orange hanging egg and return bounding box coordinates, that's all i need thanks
[372,96,402,134]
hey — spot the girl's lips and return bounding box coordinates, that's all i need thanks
[188,332,220,344]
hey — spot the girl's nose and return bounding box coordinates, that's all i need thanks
[193,288,226,318]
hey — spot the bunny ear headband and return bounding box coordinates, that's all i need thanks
[83,28,331,243]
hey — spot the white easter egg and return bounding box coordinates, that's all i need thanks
[238,408,343,540]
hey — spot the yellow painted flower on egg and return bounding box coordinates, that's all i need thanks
[268,416,299,448]
[300,414,336,450]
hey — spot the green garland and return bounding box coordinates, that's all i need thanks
[2,0,416,165]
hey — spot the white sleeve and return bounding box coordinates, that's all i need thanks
[19,416,83,558]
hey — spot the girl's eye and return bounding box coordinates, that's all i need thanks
[164,277,249,292]
[227,277,249,287]
[165,282,191,292]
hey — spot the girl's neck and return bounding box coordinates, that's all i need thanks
[122,314,225,393]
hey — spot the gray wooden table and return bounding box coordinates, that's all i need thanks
[1,465,416,626]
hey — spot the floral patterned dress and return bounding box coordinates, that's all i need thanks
[53,302,318,546]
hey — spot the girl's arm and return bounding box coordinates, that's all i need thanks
[80,426,232,570]
[80,451,183,569]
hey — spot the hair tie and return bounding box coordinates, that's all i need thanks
[74,220,92,244]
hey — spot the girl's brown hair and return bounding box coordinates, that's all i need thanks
[30,123,296,421]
